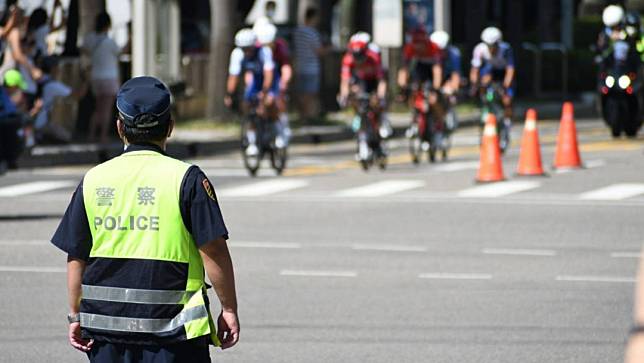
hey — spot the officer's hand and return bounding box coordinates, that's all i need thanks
[217,309,240,349]
[68,322,93,352]
[626,334,644,363]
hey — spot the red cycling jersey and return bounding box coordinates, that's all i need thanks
[403,39,442,65]
[341,48,384,81]
[273,38,290,67]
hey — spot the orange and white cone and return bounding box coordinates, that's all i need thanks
[476,114,505,183]
[517,109,546,176]
[553,102,583,170]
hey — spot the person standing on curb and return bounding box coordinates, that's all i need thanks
[51,76,239,362]
[293,7,327,124]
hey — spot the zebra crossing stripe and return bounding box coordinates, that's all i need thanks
[219,179,309,197]
[579,183,644,201]
[335,180,426,197]
[0,180,77,197]
[458,181,541,198]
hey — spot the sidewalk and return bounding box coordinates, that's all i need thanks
[18,98,596,168]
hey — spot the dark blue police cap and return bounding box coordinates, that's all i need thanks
[116,76,171,129]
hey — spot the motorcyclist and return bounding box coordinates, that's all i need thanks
[469,26,515,132]
[253,20,292,148]
[430,30,461,132]
[596,5,627,63]
[225,28,275,156]
[624,11,644,64]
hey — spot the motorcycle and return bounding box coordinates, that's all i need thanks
[479,82,510,154]
[351,91,387,171]
[599,69,642,137]
[240,98,287,177]
[407,84,449,163]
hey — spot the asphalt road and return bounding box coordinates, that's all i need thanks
[0,118,642,362]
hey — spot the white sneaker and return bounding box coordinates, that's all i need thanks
[358,141,370,160]
[421,141,430,152]
[245,144,259,157]
[275,136,286,149]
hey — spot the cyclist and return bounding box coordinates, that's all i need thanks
[430,30,461,132]
[338,32,388,159]
[225,28,276,156]
[469,26,515,134]
[253,20,292,148]
[338,32,387,124]
[398,27,443,108]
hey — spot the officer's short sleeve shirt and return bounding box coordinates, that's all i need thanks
[51,144,229,260]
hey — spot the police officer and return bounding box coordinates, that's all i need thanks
[51,76,239,362]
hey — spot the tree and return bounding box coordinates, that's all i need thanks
[207,0,235,119]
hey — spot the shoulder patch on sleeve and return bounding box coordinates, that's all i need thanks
[202,178,217,201]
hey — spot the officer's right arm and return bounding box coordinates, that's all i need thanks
[199,238,240,349]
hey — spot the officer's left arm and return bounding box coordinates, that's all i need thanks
[66,256,85,315]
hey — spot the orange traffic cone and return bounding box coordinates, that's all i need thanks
[476,114,505,183]
[553,102,583,169]
[517,109,546,176]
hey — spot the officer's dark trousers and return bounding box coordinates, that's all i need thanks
[87,339,211,363]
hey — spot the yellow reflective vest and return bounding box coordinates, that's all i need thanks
[81,150,218,345]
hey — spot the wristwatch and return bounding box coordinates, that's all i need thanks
[67,313,80,324]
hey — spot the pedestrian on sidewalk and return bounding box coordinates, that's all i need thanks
[293,7,327,124]
[81,12,121,145]
[51,76,239,362]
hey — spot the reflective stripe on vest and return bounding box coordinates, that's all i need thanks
[81,150,219,345]
[80,305,208,333]
[82,284,198,305]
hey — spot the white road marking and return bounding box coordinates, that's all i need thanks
[433,161,479,172]
[201,168,257,177]
[579,183,644,201]
[458,181,541,198]
[336,180,425,197]
[352,244,427,252]
[0,180,77,197]
[418,273,493,280]
[231,241,301,249]
[482,248,556,257]
[219,179,309,197]
[555,275,636,283]
[585,159,606,169]
[611,252,641,258]
[0,266,66,273]
[280,270,357,277]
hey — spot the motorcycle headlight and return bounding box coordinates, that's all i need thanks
[605,76,616,88]
[618,75,631,89]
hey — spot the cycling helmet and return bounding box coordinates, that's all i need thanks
[481,26,502,45]
[430,30,450,50]
[348,34,368,54]
[254,23,277,45]
[234,28,256,48]
[602,5,625,27]
[253,16,271,30]
[350,31,371,44]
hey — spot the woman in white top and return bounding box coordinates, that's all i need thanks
[0,6,43,96]
[81,12,120,144]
